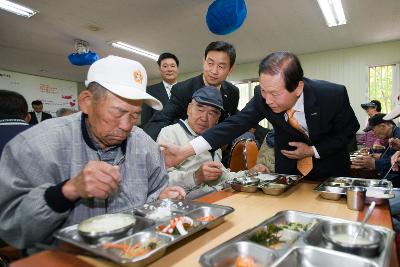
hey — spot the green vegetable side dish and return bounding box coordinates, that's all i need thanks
[278,222,311,232]
[248,222,311,247]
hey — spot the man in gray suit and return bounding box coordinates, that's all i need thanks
[140,52,179,128]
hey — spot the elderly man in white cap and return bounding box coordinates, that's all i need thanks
[0,56,185,250]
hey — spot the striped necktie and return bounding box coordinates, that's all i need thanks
[286,108,313,176]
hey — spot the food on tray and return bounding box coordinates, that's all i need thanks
[103,239,161,258]
[275,175,295,185]
[277,222,312,232]
[78,214,135,234]
[248,221,312,248]
[248,224,282,248]
[156,216,194,235]
[235,255,257,267]
[145,206,172,220]
[330,233,371,245]
[196,215,216,222]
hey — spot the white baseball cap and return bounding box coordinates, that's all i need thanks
[384,105,400,120]
[85,55,162,110]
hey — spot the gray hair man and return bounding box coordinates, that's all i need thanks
[157,86,225,199]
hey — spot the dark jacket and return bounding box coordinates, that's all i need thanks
[28,112,52,125]
[140,82,170,128]
[0,119,31,157]
[202,78,360,180]
[144,74,240,140]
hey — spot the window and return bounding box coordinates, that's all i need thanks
[368,64,394,113]
[231,79,271,128]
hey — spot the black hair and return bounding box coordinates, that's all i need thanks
[0,90,28,120]
[157,52,179,67]
[31,100,43,106]
[370,100,382,112]
[258,51,304,92]
[204,41,236,68]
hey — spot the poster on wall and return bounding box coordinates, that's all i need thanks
[0,70,78,117]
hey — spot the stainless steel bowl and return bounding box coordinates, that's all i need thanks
[320,186,347,201]
[260,183,287,196]
[321,222,383,257]
[78,213,136,243]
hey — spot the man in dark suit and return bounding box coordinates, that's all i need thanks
[29,100,52,125]
[161,52,360,181]
[140,52,180,128]
[144,41,240,141]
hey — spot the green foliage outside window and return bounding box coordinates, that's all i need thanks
[369,65,393,113]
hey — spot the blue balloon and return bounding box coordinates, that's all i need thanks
[68,51,99,66]
[206,0,247,35]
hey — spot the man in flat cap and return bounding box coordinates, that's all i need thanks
[157,86,228,199]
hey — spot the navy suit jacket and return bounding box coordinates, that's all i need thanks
[202,78,360,180]
[144,74,240,140]
[28,112,52,125]
[141,82,169,128]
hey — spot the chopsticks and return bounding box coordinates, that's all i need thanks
[105,155,126,213]
[382,162,396,180]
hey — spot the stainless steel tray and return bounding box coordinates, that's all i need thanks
[55,200,234,266]
[199,210,394,267]
[315,177,394,204]
[228,173,302,195]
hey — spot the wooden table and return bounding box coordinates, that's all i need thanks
[11,182,399,267]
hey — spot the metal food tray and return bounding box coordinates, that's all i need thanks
[199,210,394,267]
[228,173,302,195]
[54,200,234,266]
[314,177,394,204]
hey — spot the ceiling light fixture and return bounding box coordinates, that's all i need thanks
[317,0,346,27]
[111,41,159,61]
[0,0,37,18]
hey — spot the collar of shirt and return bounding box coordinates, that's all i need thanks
[163,80,176,98]
[202,74,222,90]
[0,119,28,125]
[178,119,199,137]
[35,112,42,122]
[285,92,309,133]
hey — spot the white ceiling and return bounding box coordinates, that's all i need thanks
[0,0,399,82]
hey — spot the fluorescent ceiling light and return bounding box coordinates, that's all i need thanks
[317,0,346,27]
[111,41,159,61]
[0,0,37,18]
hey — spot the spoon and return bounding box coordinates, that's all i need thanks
[351,201,376,244]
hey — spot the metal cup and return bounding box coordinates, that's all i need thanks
[346,186,366,211]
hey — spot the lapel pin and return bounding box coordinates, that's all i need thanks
[311,113,318,116]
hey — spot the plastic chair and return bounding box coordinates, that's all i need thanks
[228,139,259,172]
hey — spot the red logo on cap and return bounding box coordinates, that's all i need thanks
[133,70,143,85]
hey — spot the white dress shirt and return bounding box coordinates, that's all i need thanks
[163,81,176,99]
[35,112,43,123]
[190,92,320,158]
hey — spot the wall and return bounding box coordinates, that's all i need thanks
[150,40,400,129]
[0,70,78,117]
